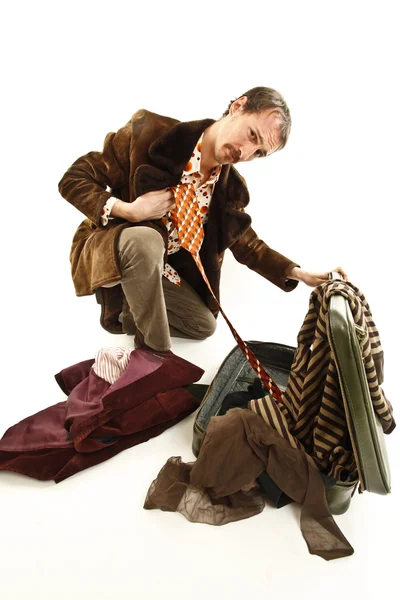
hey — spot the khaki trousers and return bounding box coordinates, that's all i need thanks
[114,227,217,351]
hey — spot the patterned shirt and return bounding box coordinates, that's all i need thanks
[101,131,222,286]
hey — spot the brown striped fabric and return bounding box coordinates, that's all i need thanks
[249,279,395,484]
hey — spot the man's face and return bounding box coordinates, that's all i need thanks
[214,97,283,165]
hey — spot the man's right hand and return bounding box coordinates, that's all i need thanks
[111,188,176,222]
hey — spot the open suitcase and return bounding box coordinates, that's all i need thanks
[192,277,392,515]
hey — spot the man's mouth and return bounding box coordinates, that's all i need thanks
[227,148,237,163]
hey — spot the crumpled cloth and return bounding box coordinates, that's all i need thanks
[144,408,354,560]
[0,349,203,482]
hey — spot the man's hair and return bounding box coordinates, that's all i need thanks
[222,86,291,150]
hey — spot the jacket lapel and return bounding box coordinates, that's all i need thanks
[212,165,252,251]
[133,164,180,198]
[133,117,215,197]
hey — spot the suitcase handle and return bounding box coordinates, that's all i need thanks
[329,271,344,281]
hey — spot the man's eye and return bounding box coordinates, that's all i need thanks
[250,129,256,139]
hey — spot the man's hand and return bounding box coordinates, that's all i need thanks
[111,188,176,222]
[287,266,349,288]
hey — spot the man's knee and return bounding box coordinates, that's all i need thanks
[201,311,217,339]
[118,227,165,271]
[191,309,217,340]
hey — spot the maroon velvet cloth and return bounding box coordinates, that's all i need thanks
[0,349,203,482]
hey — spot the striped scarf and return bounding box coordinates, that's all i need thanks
[249,280,395,484]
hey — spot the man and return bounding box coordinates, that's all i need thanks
[58,86,347,351]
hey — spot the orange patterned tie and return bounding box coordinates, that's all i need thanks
[170,182,283,402]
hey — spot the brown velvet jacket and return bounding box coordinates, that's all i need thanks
[58,109,299,319]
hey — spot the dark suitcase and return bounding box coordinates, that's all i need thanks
[192,282,392,515]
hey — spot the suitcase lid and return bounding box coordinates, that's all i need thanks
[327,281,391,494]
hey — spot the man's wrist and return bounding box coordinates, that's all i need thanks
[111,199,139,222]
[286,266,304,281]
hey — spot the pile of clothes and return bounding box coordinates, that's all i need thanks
[0,347,203,482]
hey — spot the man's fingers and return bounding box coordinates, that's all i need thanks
[147,189,174,201]
[154,188,172,194]
[332,266,349,281]
[162,201,175,213]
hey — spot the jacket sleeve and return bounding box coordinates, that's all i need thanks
[58,118,132,226]
[229,224,300,292]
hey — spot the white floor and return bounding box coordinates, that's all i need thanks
[1,231,399,600]
[1,2,399,599]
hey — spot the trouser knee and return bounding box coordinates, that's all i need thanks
[174,309,217,340]
[118,227,165,275]
[198,311,217,339]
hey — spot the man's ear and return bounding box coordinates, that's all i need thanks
[230,95,248,115]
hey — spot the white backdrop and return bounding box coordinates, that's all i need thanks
[1,1,399,598]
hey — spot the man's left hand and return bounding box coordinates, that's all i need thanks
[287,266,349,288]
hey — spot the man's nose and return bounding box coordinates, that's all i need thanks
[238,143,254,161]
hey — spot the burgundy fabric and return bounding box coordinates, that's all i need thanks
[0,349,203,482]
